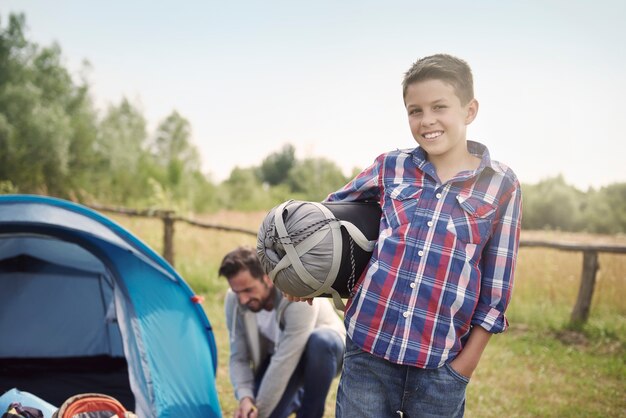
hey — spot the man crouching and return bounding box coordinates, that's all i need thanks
[219,246,346,418]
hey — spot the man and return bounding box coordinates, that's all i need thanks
[219,246,346,418]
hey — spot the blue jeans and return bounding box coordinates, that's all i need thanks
[336,337,468,418]
[255,328,345,418]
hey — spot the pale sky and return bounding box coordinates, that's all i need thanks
[2,0,625,189]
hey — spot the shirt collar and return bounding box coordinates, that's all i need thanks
[410,140,495,173]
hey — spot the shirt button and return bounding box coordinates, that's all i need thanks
[427,220,433,227]
[436,193,442,199]
[403,312,409,318]
[418,250,424,257]
[410,282,416,289]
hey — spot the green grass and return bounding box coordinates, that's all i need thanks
[466,325,625,417]
[110,213,626,417]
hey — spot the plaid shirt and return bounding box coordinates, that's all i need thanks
[326,141,522,368]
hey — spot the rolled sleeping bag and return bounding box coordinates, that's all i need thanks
[257,200,381,310]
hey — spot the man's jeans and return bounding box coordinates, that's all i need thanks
[336,337,468,418]
[255,328,344,418]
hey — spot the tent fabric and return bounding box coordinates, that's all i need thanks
[0,195,221,418]
[257,200,380,310]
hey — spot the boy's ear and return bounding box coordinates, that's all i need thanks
[465,99,479,125]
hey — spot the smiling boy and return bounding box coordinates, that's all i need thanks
[323,54,523,417]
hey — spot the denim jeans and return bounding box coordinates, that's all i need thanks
[255,328,345,418]
[336,337,468,418]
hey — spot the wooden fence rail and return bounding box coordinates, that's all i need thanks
[88,204,626,326]
[520,240,626,325]
[87,203,257,266]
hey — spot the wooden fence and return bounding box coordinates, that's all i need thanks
[521,240,626,325]
[89,204,626,326]
[87,204,257,263]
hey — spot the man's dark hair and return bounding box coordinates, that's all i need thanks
[218,246,266,280]
[402,53,474,105]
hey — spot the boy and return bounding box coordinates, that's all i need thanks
[321,54,522,417]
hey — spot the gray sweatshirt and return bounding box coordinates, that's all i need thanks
[225,288,346,418]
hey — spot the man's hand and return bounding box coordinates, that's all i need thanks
[234,397,258,418]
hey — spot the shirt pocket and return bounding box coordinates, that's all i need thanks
[446,195,497,244]
[382,184,422,229]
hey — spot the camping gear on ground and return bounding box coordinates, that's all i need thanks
[52,393,136,418]
[0,195,221,418]
[257,200,381,310]
[2,402,43,418]
[0,389,56,418]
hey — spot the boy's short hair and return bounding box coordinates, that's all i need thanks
[402,54,474,105]
[218,246,265,280]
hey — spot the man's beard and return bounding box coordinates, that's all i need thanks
[245,287,273,312]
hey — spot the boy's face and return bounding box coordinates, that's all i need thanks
[405,79,478,162]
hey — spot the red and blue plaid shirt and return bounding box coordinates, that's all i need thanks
[326,141,522,368]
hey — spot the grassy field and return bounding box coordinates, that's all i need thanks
[109,211,626,418]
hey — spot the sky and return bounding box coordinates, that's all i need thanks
[2,0,625,189]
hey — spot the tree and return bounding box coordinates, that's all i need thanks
[95,98,151,204]
[149,110,218,212]
[258,143,296,186]
[287,157,348,201]
[0,13,215,208]
[151,111,201,187]
[522,175,586,231]
[583,183,626,234]
[63,64,100,198]
[0,13,98,197]
[221,167,271,210]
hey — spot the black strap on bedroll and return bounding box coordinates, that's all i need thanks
[322,201,380,298]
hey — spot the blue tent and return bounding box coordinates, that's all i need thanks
[0,195,221,418]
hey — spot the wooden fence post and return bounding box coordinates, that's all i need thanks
[570,250,600,325]
[162,211,176,267]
